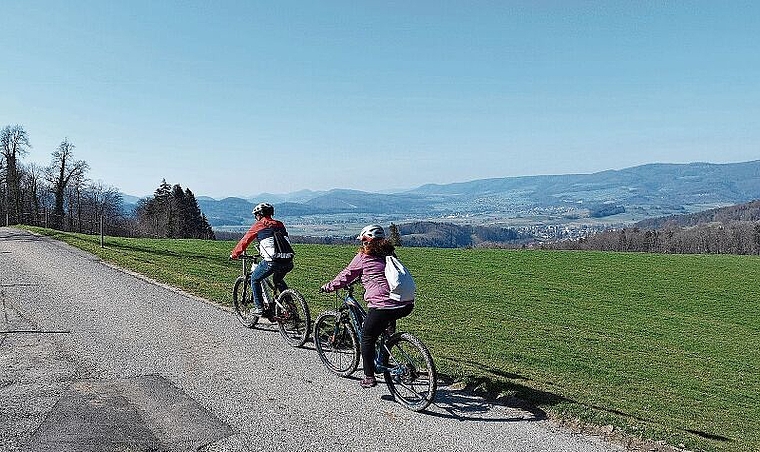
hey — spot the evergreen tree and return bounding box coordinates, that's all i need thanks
[135,180,214,239]
[389,223,402,247]
[184,188,214,239]
[200,213,216,240]
[171,184,187,238]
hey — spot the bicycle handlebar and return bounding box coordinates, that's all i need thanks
[231,252,261,261]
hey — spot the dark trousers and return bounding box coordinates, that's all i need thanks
[361,304,414,377]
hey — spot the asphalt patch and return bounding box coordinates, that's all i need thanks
[26,375,234,452]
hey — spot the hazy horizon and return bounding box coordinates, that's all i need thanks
[120,158,758,201]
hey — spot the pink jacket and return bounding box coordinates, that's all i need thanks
[323,252,414,309]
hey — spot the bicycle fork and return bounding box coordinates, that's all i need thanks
[329,310,352,346]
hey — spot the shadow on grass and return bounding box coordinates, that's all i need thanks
[22,228,223,262]
[438,358,735,447]
[445,357,657,420]
[685,429,731,443]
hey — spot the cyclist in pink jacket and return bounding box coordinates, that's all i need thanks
[321,224,414,388]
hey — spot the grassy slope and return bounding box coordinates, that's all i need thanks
[20,227,760,452]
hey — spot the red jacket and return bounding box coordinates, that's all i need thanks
[230,217,288,260]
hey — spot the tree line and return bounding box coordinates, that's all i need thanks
[216,221,527,248]
[1,124,213,239]
[134,179,214,239]
[546,200,760,255]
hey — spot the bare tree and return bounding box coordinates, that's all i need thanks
[21,162,46,225]
[1,125,31,224]
[86,180,124,235]
[67,171,87,231]
[47,138,89,230]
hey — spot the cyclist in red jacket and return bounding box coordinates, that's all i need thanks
[230,202,293,316]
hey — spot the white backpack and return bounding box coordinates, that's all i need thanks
[385,255,416,302]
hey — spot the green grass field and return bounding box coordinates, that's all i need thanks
[20,226,760,452]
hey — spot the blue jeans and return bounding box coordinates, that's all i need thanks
[250,259,293,309]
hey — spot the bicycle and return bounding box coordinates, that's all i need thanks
[313,282,437,412]
[231,252,311,348]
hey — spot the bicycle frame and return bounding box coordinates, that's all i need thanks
[238,253,288,313]
[337,284,403,377]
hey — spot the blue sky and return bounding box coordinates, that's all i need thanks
[2,1,758,199]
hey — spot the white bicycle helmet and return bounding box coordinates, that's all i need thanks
[252,202,274,217]
[357,224,385,241]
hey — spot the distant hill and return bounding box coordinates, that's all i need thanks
[635,199,760,229]
[196,197,255,226]
[197,189,434,226]
[193,160,760,229]
[548,198,760,255]
[246,189,327,204]
[398,221,529,248]
[119,194,143,215]
[407,160,760,210]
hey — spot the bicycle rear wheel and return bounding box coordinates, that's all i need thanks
[382,332,437,412]
[232,276,259,328]
[313,310,359,377]
[274,289,311,347]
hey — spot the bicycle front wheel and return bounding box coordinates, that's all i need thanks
[232,276,258,328]
[313,310,359,377]
[383,332,437,412]
[274,289,311,347]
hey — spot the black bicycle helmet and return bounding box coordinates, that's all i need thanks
[252,202,274,217]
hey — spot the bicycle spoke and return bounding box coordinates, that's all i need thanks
[276,289,310,347]
[314,311,359,377]
[393,381,428,401]
[383,333,437,411]
[233,276,258,328]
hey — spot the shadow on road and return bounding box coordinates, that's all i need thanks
[416,357,561,423]
[0,228,44,242]
[418,383,549,423]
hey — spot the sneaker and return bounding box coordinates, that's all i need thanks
[251,306,264,316]
[359,376,377,388]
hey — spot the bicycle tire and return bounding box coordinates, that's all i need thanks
[274,289,311,347]
[313,310,360,377]
[382,332,437,412]
[232,275,259,328]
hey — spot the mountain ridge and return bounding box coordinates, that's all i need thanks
[126,160,760,232]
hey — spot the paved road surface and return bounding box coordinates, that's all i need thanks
[0,227,624,452]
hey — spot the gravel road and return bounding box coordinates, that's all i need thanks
[0,227,624,452]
